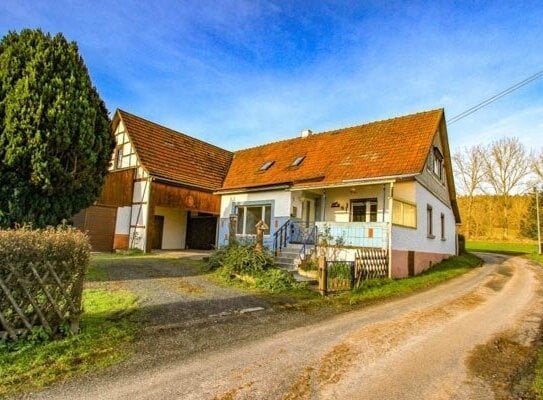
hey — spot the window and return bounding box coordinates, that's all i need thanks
[259,161,275,171]
[432,147,444,181]
[440,213,445,240]
[427,204,434,238]
[350,198,378,222]
[116,146,123,169]
[392,199,417,228]
[291,156,305,167]
[236,204,272,235]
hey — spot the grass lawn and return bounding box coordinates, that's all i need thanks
[466,240,538,255]
[0,261,139,397]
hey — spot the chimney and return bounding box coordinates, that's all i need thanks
[301,129,312,138]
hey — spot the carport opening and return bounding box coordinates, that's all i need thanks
[151,208,217,250]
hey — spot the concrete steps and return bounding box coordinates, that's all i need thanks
[275,244,318,284]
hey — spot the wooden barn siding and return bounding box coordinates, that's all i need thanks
[150,181,220,213]
[97,169,135,207]
[73,205,117,252]
[145,181,221,252]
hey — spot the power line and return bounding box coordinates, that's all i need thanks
[447,68,543,125]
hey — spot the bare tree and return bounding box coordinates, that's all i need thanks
[483,137,531,239]
[453,145,485,238]
[534,150,543,181]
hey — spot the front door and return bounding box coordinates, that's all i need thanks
[151,215,164,249]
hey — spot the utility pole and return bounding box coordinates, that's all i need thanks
[537,187,542,255]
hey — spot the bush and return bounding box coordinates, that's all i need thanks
[209,243,275,276]
[209,243,303,293]
[300,259,318,271]
[255,269,302,293]
[0,227,90,341]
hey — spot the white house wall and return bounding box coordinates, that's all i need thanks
[323,185,390,223]
[391,181,456,277]
[218,190,292,247]
[155,206,187,249]
[114,206,131,235]
[128,178,150,251]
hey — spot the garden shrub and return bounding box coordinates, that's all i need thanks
[211,243,275,276]
[209,243,302,292]
[299,259,318,271]
[255,269,302,293]
[0,227,90,341]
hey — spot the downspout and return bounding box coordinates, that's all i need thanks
[388,182,394,279]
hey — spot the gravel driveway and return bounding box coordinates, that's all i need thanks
[20,253,543,399]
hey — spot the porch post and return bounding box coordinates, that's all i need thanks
[387,182,394,279]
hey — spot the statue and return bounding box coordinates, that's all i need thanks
[255,220,269,251]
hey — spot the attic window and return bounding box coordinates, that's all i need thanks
[291,156,305,167]
[432,147,444,181]
[259,161,275,171]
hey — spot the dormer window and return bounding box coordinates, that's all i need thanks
[259,161,275,171]
[291,156,305,167]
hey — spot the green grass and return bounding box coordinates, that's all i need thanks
[0,265,139,396]
[346,253,482,304]
[529,254,543,399]
[466,240,538,255]
[207,253,482,309]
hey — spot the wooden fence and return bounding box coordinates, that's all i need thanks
[0,260,85,341]
[318,247,389,294]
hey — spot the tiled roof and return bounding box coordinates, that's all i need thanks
[221,109,444,190]
[116,110,232,191]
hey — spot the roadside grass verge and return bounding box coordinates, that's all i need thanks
[467,240,537,255]
[207,252,482,310]
[346,252,482,305]
[0,261,139,397]
[528,254,543,399]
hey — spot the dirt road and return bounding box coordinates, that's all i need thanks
[25,254,543,399]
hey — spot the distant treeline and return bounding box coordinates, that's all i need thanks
[457,194,536,240]
[454,137,542,241]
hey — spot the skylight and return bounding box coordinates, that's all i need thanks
[291,156,305,167]
[259,161,275,171]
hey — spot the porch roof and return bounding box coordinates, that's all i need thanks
[221,109,443,191]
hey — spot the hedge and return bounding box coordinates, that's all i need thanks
[0,227,90,341]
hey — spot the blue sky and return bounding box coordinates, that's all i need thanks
[1,0,542,153]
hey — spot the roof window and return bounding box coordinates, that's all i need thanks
[259,161,275,171]
[291,156,305,167]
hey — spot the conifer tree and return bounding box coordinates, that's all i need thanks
[0,29,114,227]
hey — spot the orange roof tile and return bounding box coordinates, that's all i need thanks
[221,109,444,190]
[116,110,232,191]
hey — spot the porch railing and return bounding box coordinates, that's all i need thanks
[273,219,317,256]
[315,221,388,249]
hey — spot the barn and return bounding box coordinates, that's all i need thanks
[73,110,232,252]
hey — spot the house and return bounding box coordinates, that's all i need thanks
[73,110,232,252]
[216,109,460,278]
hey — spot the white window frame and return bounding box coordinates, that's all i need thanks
[236,204,272,236]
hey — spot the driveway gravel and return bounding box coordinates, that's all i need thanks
[18,253,543,399]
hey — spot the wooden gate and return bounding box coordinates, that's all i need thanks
[72,205,116,252]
